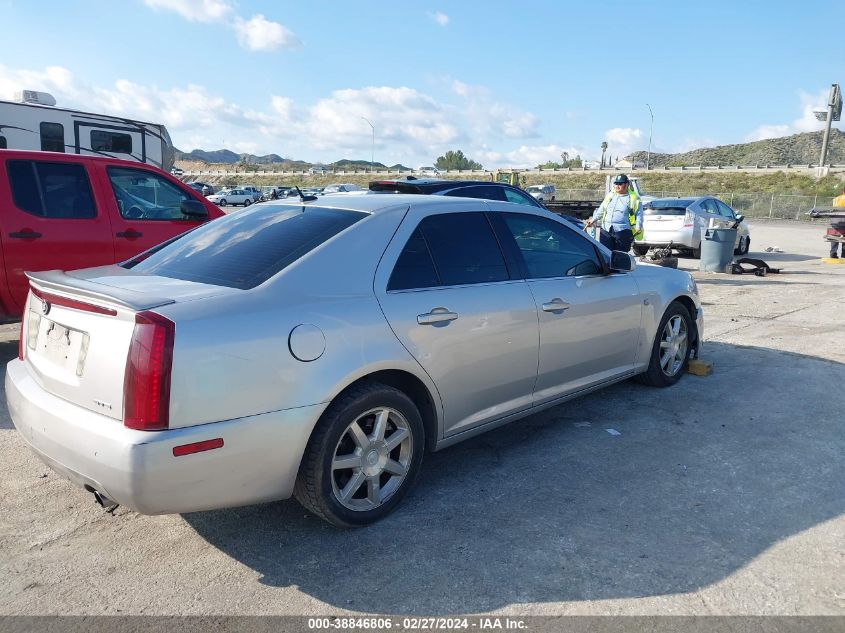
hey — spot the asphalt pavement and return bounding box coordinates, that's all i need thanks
[0,220,842,616]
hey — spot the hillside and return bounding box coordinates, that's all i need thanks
[627,129,845,167]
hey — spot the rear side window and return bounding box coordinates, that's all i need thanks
[91,130,133,154]
[40,122,65,152]
[107,166,191,220]
[7,160,96,218]
[124,206,367,289]
[443,185,507,202]
[388,212,509,290]
[0,136,6,149]
[644,205,687,216]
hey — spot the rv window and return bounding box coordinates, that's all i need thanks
[107,166,193,221]
[0,136,6,149]
[91,130,132,154]
[7,160,96,219]
[40,122,65,153]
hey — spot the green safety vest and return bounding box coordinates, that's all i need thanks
[599,190,643,240]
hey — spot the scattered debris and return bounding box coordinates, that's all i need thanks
[764,246,783,253]
[688,359,714,376]
[606,428,621,436]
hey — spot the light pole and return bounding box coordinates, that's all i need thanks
[361,116,375,171]
[646,103,654,170]
[600,141,608,168]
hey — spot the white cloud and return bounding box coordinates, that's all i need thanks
[143,0,233,23]
[0,64,551,167]
[603,127,644,157]
[143,0,299,52]
[428,11,449,26]
[474,145,585,169]
[451,79,539,139]
[233,14,302,52]
[745,89,832,141]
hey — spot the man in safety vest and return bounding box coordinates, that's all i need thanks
[584,173,644,253]
[829,185,845,258]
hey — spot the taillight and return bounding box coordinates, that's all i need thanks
[18,315,24,361]
[683,210,694,227]
[123,311,175,431]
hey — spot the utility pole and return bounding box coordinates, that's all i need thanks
[361,117,375,171]
[816,84,841,172]
[646,103,654,170]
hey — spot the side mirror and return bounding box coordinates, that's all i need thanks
[735,214,744,223]
[181,199,209,219]
[609,250,636,273]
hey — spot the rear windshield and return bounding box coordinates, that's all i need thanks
[644,198,694,215]
[123,205,366,289]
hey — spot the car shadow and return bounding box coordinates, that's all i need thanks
[182,341,845,614]
[0,340,20,429]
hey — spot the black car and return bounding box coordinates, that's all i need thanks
[368,177,583,228]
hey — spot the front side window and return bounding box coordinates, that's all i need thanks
[716,200,736,218]
[40,122,65,153]
[108,166,191,220]
[91,130,133,154]
[500,213,602,278]
[388,212,509,290]
[0,135,7,149]
[124,206,366,289]
[7,160,95,219]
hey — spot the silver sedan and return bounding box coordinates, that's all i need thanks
[7,194,703,527]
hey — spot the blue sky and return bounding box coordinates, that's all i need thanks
[1,0,842,167]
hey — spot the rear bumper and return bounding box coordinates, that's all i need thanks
[637,226,695,248]
[6,359,326,515]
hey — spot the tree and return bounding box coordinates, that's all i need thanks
[434,149,483,171]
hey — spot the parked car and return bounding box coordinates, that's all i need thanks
[526,184,556,202]
[322,183,363,194]
[170,167,184,177]
[238,185,261,202]
[207,189,255,207]
[7,194,702,527]
[309,166,329,175]
[186,181,214,196]
[369,178,546,210]
[0,150,223,322]
[417,166,441,177]
[634,196,750,257]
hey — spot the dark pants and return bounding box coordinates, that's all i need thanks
[830,241,843,257]
[599,227,634,253]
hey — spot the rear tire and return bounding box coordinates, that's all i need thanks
[244,198,252,207]
[632,244,649,257]
[219,199,227,207]
[690,243,701,258]
[294,382,425,528]
[636,301,693,388]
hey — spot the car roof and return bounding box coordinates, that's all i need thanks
[368,178,519,194]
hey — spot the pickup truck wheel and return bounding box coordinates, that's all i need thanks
[295,382,425,528]
[632,244,649,257]
[636,301,692,388]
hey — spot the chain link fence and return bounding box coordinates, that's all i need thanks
[556,189,838,221]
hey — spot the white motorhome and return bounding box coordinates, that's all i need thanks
[0,90,175,172]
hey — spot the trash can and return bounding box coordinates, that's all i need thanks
[699,228,737,273]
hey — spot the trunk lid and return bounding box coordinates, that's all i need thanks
[22,266,232,421]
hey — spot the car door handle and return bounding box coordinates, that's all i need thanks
[542,298,571,312]
[9,231,42,239]
[417,308,458,325]
[116,230,143,239]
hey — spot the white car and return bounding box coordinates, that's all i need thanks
[309,166,329,175]
[206,189,254,207]
[526,184,556,202]
[417,166,442,177]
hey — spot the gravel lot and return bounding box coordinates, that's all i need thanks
[0,220,843,616]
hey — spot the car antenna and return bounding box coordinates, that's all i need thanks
[295,186,318,203]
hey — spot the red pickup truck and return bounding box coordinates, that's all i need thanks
[0,150,224,321]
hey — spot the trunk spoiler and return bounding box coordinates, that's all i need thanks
[26,270,175,312]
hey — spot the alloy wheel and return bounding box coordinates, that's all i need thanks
[659,315,688,377]
[330,407,413,511]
